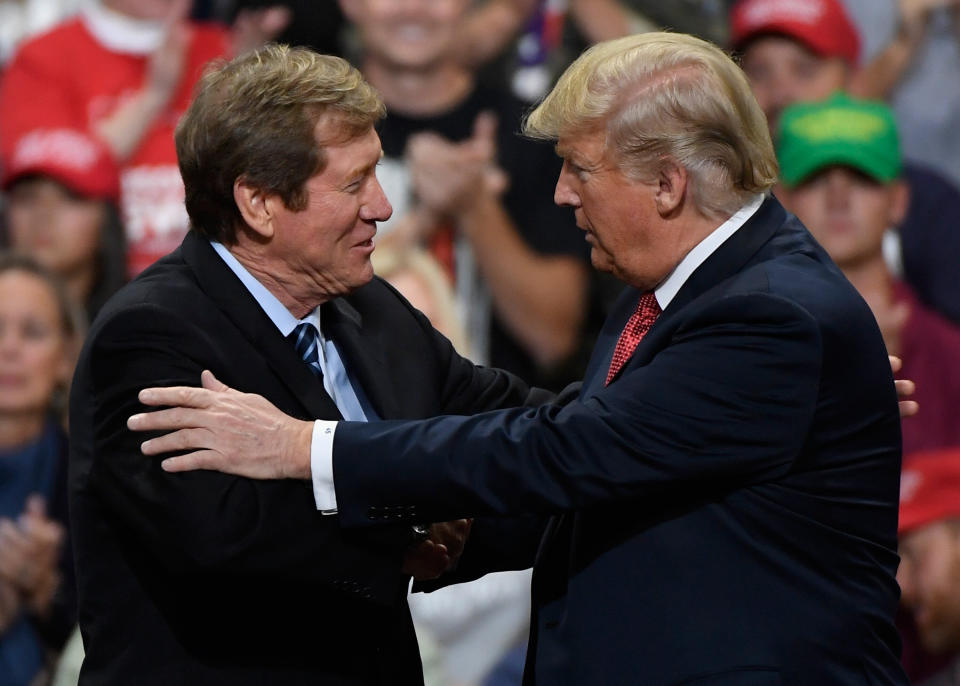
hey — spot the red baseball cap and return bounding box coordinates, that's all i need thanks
[899,448,960,535]
[2,128,120,202]
[730,0,861,67]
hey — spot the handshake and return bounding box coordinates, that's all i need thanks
[401,519,473,581]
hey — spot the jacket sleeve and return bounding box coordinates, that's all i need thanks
[79,303,412,607]
[332,292,823,526]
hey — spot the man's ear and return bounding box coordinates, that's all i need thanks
[655,160,688,218]
[234,177,274,239]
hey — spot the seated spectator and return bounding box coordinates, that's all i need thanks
[2,129,127,323]
[0,0,286,277]
[0,254,79,686]
[897,449,960,686]
[776,93,960,463]
[339,0,592,391]
[729,0,960,324]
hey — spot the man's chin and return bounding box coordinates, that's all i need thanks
[590,249,615,274]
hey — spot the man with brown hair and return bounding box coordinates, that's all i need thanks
[68,44,542,685]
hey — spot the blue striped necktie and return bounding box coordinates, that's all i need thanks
[291,322,324,379]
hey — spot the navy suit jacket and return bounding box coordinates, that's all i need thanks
[68,232,541,685]
[333,197,908,685]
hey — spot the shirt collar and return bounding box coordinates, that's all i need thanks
[211,241,321,338]
[81,0,166,55]
[654,193,765,310]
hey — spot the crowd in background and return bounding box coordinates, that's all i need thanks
[0,0,958,685]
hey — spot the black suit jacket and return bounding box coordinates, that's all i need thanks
[68,232,539,685]
[332,198,908,685]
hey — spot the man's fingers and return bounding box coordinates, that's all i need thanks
[899,400,920,418]
[128,407,207,433]
[23,496,46,519]
[895,378,916,398]
[141,427,211,456]
[889,355,902,374]
[200,369,230,392]
[161,450,221,473]
[138,385,213,408]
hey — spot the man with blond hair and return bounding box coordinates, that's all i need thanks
[68,44,547,685]
[132,33,908,684]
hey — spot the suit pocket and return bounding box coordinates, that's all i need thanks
[675,666,781,685]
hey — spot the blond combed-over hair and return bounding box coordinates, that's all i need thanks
[176,44,386,243]
[524,32,778,220]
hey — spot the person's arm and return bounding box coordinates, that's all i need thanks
[0,581,20,635]
[81,303,415,605]
[453,0,539,68]
[131,292,824,519]
[568,0,656,43]
[849,0,956,99]
[407,115,588,367]
[330,292,825,526]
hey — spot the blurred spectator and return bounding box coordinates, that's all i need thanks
[214,0,345,55]
[453,0,656,102]
[845,0,960,190]
[0,254,79,686]
[776,94,960,465]
[373,245,471,357]
[371,243,533,686]
[0,0,79,66]
[897,449,960,686]
[455,1,733,103]
[0,0,287,278]
[730,0,960,324]
[340,0,591,391]
[409,569,532,686]
[2,129,127,324]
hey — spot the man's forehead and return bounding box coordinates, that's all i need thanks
[742,33,823,62]
[556,130,606,160]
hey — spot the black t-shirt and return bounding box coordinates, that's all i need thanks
[376,84,592,389]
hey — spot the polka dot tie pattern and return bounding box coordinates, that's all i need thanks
[605,292,661,386]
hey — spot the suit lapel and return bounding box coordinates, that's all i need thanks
[321,296,400,420]
[180,232,343,421]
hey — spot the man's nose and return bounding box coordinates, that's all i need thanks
[363,180,393,222]
[554,168,580,208]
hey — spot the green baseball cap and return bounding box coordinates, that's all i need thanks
[777,92,902,188]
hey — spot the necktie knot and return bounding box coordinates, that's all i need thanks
[605,292,660,386]
[291,322,323,379]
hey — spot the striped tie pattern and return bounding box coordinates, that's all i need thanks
[291,322,323,379]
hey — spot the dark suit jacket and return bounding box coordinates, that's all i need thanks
[332,197,908,685]
[68,232,539,685]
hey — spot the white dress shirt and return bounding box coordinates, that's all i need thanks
[309,193,767,512]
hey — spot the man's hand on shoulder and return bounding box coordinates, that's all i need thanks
[128,370,313,480]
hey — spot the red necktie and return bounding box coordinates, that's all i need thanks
[605,292,661,386]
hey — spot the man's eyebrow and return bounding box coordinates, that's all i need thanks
[343,151,384,182]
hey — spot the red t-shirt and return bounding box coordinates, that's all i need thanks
[0,17,230,276]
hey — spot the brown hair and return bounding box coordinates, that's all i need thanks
[176,44,386,243]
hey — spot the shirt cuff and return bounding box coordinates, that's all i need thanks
[311,420,339,514]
